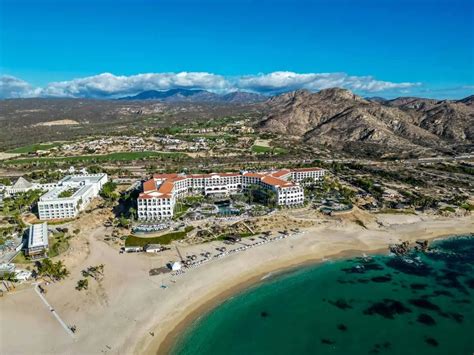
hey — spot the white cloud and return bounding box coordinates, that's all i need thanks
[0,75,41,98]
[237,71,420,93]
[0,71,421,98]
[41,72,230,98]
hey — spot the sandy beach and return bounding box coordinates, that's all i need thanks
[0,212,473,355]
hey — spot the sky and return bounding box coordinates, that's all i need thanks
[0,0,473,99]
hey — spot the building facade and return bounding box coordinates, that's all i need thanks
[137,168,325,221]
[26,222,49,257]
[37,174,108,220]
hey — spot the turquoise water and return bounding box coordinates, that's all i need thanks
[171,235,474,355]
[215,201,240,216]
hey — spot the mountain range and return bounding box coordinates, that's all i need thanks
[118,88,267,103]
[259,88,473,158]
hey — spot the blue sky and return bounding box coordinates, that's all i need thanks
[0,0,473,98]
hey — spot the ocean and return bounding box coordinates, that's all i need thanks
[171,235,474,355]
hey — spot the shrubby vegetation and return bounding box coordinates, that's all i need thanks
[100,181,118,201]
[244,184,277,208]
[1,190,43,216]
[125,226,194,246]
[36,258,69,281]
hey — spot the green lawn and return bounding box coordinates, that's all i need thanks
[11,252,32,264]
[173,204,190,220]
[4,151,187,165]
[251,145,287,154]
[7,143,62,154]
[125,226,194,246]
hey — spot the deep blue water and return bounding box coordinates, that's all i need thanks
[171,235,474,355]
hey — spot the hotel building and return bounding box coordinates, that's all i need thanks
[38,174,108,220]
[137,168,325,221]
[26,222,49,257]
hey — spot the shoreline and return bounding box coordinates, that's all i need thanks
[1,213,473,355]
[148,232,471,355]
[154,247,386,355]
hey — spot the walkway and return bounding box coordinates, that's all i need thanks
[33,284,76,339]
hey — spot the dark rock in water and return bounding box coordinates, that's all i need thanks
[453,299,471,304]
[465,278,474,289]
[431,290,453,297]
[260,311,269,318]
[371,274,392,283]
[410,283,428,290]
[370,341,391,354]
[426,237,474,270]
[328,299,352,310]
[361,261,385,271]
[435,270,468,294]
[417,313,436,326]
[363,299,412,319]
[321,338,335,345]
[409,298,440,311]
[385,258,433,276]
[337,323,348,331]
[448,312,464,323]
[424,336,439,347]
[342,260,383,274]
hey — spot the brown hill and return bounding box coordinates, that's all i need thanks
[259,88,473,157]
[386,97,474,142]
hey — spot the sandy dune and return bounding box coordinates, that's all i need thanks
[32,119,80,127]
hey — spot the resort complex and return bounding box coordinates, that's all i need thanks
[137,168,325,220]
[37,174,108,220]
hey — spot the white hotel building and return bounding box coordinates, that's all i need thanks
[137,168,325,221]
[26,222,49,257]
[37,174,108,220]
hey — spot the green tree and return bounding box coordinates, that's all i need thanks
[100,182,118,200]
[76,278,89,291]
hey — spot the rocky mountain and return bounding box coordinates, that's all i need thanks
[458,95,474,106]
[220,91,267,103]
[259,88,473,157]
[119,89,267,103]
[386,97,474,143]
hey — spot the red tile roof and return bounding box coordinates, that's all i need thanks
[243,172,265,178]
[271,169,291,178]
[142,179,156,192]
[153,173,180,179]
[261,176,294,188]
[292,168,322,172]
[157,180,175,195]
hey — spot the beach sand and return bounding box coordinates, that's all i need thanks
[0,212,472,355]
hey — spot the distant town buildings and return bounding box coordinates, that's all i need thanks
[26,222,49,257]
[137,168,325,221]
[37,174,108,220]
